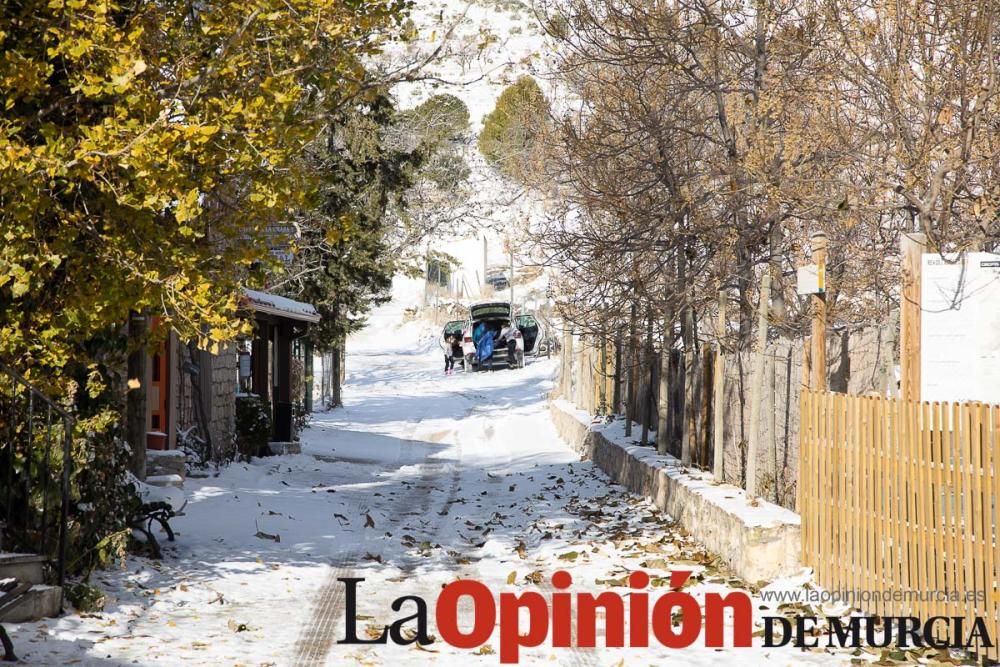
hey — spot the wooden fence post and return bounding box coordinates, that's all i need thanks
[746,272,771,498]
[900,233,927,401]
[713,290,727,481]
[810,231,828,391]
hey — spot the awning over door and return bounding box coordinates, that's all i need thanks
[242,289,320,323]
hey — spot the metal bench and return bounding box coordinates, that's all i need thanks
[0,578,30,661]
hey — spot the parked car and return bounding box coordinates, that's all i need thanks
[462,301,524,371]
[440,320,467,369]
[514,313,545,356]
[485,266,509,291]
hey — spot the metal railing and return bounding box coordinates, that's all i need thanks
[0,359,73,597]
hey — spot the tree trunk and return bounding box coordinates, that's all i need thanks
[640,309,654,445]
[701,347,714,469]
[126,312,148,479]
[613,332,623,414]
[769,222,786,326]
[625,302,638,437]
[682,331,696,465]
[679,251,697,466]
[304,339,314,414]
[598,338,608,415]
[320,351,328,407]
[656,306,673,455]
[331,343,343,408]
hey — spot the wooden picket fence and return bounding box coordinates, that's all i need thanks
[799,391,998,658]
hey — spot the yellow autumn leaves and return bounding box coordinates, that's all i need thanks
[0,0,409,371]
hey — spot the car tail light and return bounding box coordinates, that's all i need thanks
[464,336,472,342]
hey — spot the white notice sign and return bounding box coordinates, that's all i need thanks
[920,252,1000,403]
[797,264,824,295]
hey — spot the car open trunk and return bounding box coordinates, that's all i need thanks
[470,302,514,367]
[470,302,512,322]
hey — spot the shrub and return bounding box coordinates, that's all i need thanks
[66,582,106,613]
[67,415,139,575]
[0,361,142,578]
[401,94,471,145]
[477,76,550,180]
[235,394,272,459]
[293,403,310,437]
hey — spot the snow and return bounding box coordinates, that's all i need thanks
[0,4,860,665]
[6,306,860,666]
[242,288,320,321]
[132,475,187,513]
[144,474,184,488]
[145,449,186,460]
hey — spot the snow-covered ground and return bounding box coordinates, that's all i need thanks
[6,304,860,666]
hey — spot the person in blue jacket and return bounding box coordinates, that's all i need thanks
[473,321,487,346]
[477,331,494,366]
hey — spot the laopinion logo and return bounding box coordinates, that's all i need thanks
[337,571,994,663]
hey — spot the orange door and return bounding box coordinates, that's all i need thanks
[148,318,170,449]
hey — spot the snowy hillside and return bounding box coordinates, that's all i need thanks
[379,0,555,314]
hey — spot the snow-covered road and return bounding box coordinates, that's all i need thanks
[9,315,858,666]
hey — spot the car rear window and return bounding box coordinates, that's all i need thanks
[471,303,511,320]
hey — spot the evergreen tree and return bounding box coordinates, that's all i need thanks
[478,76,550,181]
[278,92,475,406]
[280,94,418,405]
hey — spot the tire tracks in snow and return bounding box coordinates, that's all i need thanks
[290,417,465,665]
[290,419,427,666]
[454,410,598,667]
[293,398,596,666]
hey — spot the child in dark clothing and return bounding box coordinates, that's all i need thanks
[451,337,464,370]
[444,334,458,374]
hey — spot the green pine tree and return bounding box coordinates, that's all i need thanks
[478,76,550,181]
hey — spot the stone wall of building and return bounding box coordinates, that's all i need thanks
[175,339,237,457]
[208,343,237,454]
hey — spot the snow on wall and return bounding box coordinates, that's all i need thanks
[557,324,891,510]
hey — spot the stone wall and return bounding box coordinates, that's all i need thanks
[549,399,801,583]
[557,318,894,510]
[208,343,237,452]
[175,339,237,453]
